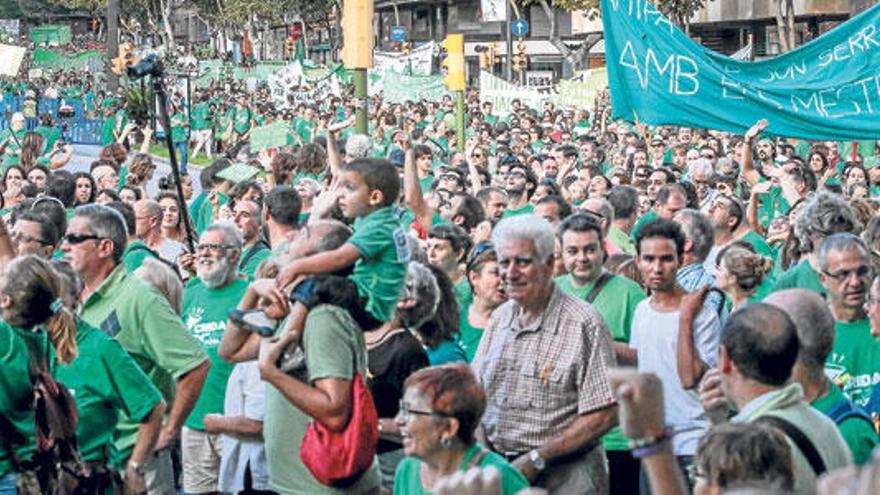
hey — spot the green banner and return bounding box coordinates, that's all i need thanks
[249,121,290,151]
[32,48,102,72]
[31,24,71,45]
[383,72,448,104]
[557,68,608,110]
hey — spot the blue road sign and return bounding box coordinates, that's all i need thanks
[511,19,529,37]
[390,26,406,42]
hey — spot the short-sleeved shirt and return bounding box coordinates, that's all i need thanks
[472,285,617,455]
[773,259,828,297]
[426,339,466,366]
[54,320,162,464]
[812,382,878,465]
[79,264,208,461]
[263,305,381,493]
[239,241,271,280]
[501,203,534,218]
[191,103,212,131]
[458,308,485,363]
[630,299,720,455]
[393,444,528,495]
[348,206,409,323]
[232,107,251,135]
[607,226,636,256]
[182,277,249,431]
[0,322,35,477]
[219,362,270,493]
[825,318,880,408]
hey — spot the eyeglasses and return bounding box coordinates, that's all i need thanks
[823,265,874,282]
[11,232,49,245]
[196,243,235,253]
[63,232,104,245]
[507,171,526,179]
[398,400,452,421]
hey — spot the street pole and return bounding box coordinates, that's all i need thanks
[455,90,464,151]
[504,0,513,82]
[354,68,368,134]
[107,0,120,91]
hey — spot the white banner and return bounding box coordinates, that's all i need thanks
[0,44,25,76]
[373,42,435,77]
[479,71,554,116]
[481,0,507,22]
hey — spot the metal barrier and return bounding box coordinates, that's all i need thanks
[1,96,105,145]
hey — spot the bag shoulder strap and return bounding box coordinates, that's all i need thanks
[239,239,270,269]
[756,415,826,476]
[826,397,875,431]
[128,243,183,280]
[585,272,615,304]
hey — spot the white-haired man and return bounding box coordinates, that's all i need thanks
[472,214,618,493]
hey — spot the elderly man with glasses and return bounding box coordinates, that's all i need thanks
[62,204,209,493]
[818,233,880,409]
[179,222,250,494]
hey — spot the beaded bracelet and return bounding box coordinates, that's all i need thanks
[629,431,671,459]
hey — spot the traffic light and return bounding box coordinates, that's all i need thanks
[111,42,135,76]
[342,0,374,68]
[441,34,465,91]
[401,41,410,52]
[487,42,500,66]
[513,39,528,72]
[285,37,295,57]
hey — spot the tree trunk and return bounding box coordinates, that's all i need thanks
[538,0,601,72]
[775,0,795,53]
[161,0,175,48]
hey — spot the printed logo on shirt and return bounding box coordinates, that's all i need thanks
[100,311,122,337]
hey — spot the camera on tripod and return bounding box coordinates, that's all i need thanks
[127,54,163,79]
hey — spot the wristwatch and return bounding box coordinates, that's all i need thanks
[528,449,546,471]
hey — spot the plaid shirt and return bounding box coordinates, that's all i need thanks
[472,284,617,455]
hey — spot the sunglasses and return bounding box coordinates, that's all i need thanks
[63,233,104,245]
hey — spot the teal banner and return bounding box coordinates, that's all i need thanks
[601,0,880,140]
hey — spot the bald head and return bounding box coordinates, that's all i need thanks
[764,289,835,372]
[722,303,800,386]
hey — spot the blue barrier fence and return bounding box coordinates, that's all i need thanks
[0,96,105,145]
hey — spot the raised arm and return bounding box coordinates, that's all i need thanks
[741,119,767,187]
[403,143,433,233]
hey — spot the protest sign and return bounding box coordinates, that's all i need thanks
[383,73,448,103]
[557,68,608,110]
[31,25,71,45]
[0,19,20,39]
[601,0,880,140]
[373,42,435,77]
[0,44,25,76]
[249,121,291,152]
[479,71,554,116]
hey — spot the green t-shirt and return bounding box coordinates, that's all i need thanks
[190,103,211,131]
[0,322,36,477]
[239,242,271,280]
[171,112,188,143]
[34,125,61,151]
[101,117,116,146]
[631,209,659,239]
[811,382,878,465]
[453,277,472,311]
[773,259,827,298]
[194,191,229,235]
[79,265,208,462]
[556,272,646,451]
[0,128,25,167]
[757,184,790,229]
[122,240,156,273]
[608,226,637,256]
[426,339,466,366]
[263,305,381,493]
[825,318,880,408]
[295,119,315,144]
[348,206,409,323]
[502,203,534,218]
[54,320,162,464]
[182,277,249,431]
[457,307,484,363]
[393,444,528,495]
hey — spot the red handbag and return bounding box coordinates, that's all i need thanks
[300,373,379,487]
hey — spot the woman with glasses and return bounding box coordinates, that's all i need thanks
[393,364,528,495]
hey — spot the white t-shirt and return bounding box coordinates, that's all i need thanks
[157,238,185,265]
[629,299,721,456]
[218,361,269,492]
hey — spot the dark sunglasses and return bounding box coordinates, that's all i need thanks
[63,233,104,245]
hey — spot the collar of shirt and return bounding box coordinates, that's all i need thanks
[505,284,563,335]
[732,383,804,422]
[81,263,127,311]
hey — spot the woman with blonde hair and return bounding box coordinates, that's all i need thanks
[715,241,774,310]
[126,152,157,197]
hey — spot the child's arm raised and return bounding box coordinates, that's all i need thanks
[275,243,361,289]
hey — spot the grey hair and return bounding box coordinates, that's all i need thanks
[690,158,715,179]
[794,191,861,253]
[73,204,128,263]
[203,221,244,257]
[817,233,870,273]
[138,200,163,221]
[607,185,639,220]
[583,198,615,225]
[134,258,184,315]
[492,214,556,263]
[765,289,835,374]
[399,261,440,329]
[674,208,715,262]
[345,134,371,160]
[311,220,353,254]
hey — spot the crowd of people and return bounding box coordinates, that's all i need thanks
[3,40,880,495]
